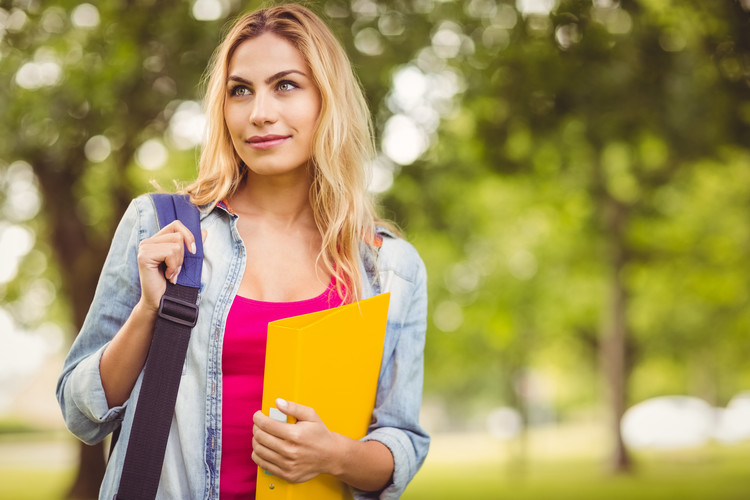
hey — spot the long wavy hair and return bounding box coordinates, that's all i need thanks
[185,3,387,302]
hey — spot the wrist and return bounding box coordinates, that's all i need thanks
[136,294,160,314]
[330,438,394,492]
[134,297,160,321]
[326,431,352,478]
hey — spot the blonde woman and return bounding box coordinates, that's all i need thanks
[57,4,429,499]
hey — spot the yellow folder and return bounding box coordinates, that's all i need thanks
[256,292,391,500]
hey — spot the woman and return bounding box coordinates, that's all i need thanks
[57,4,429,499]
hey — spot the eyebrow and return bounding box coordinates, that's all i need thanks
[226,70,308,87]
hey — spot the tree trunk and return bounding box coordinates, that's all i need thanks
[67,443,107,500]
[34,157,129,498]
[599,196,631,473]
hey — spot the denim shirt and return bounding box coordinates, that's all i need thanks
[56,195,429,500]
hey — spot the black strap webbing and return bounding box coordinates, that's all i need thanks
[115,282,198,500]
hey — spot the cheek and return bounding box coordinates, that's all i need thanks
[297,105,321,135]
[224,106,242,136]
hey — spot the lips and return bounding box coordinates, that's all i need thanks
[246,135,290,150]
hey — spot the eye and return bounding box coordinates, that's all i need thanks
[277,80,299,92]
[230,85,251,97]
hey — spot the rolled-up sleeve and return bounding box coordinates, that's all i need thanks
[56,198,148,445]
[355,246,430,499]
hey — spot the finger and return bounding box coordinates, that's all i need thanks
[253,411,292,440]
[157,241,185,283]
[275,398,320,423]
[252,447,286,477]
[167,266,182,285]
[252,426,289,459]
[158,220,197,254]
[251,449,271,472]
[252,436,317,484]
[252,410,271,428]
[144,240,185,283]
[252,434,304,482]
[201,229,208,244]
[139,237,183,268]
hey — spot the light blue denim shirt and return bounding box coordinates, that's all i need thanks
[56,194,429,499]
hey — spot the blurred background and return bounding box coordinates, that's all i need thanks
[2,0,750,498]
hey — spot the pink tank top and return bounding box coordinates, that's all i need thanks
[219,281,343,499]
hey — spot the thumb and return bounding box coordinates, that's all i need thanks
[275,398,320,423]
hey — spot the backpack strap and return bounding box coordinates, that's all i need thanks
[152,193,203,287]
[115,194,203,500]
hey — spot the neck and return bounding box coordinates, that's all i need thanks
[228,171,314,228]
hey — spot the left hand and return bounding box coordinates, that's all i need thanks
[252,398,341,483]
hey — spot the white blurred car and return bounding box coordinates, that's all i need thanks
[713,391,750,443]
[621,396,716,449]
[622,393,750,450]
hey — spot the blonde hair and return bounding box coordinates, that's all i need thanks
[185,3,387,302]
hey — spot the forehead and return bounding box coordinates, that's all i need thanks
[227,32,309,77]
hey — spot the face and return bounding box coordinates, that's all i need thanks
[224,32,321,181]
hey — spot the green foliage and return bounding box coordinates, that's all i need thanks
[378,0,750,420]
[3,0,750,477]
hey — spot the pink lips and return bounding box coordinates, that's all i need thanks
[246,135,289,150]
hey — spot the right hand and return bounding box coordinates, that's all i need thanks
[136,221,201,312]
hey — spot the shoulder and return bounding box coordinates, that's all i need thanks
[375,226,426,285]
[127,194,160,234]
[372,227,427,330]
[128,193,225,231]
[107,194,160,244]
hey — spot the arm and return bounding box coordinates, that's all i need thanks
[56,197,199,442]
[358,242,430,498]
[99,220,198,406]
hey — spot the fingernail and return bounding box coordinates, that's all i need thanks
[276,398,287,408]
[190,242,197,254]
[171,266,181,284]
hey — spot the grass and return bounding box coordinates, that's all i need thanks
[0,431,77,500]
[1,427,749,499]
[0,468,74,500]
[404,455,750,500]
[404,434,750,500]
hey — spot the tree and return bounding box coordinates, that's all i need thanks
[1,0,225,495]
[379,0,750,472]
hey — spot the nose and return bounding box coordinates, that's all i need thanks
[249,90,277,126]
